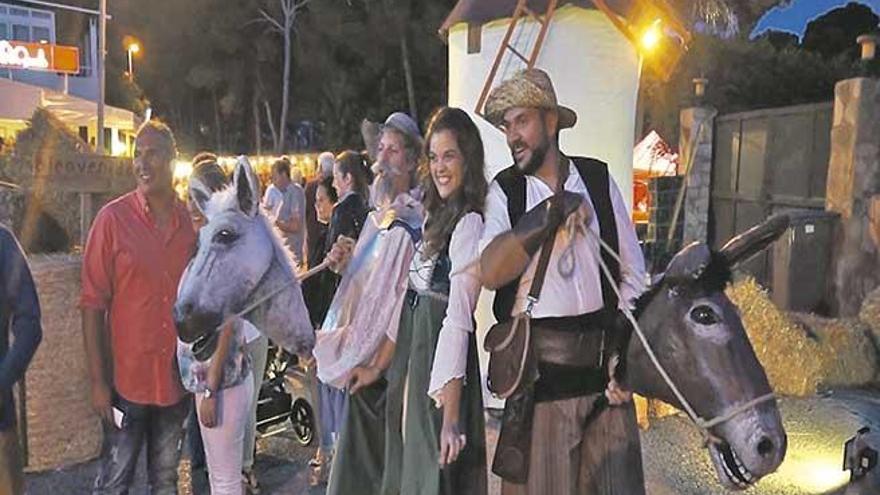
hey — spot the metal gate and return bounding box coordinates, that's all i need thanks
[709,101,833,286]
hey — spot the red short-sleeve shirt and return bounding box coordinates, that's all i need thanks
[80,190,196,406]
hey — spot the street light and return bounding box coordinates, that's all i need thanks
[124,37,141,80]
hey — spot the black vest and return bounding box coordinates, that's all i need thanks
[492,157,622,322]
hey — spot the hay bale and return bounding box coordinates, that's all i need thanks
[791,313,879,388]
[23,255,101,471]
[727,277,879,396]
[727,277,825,396]
[859,286,880,340]
[635,395,680,430]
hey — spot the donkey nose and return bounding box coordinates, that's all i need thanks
[756,436,775,458]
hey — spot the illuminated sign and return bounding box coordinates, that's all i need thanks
[0,40,80,74]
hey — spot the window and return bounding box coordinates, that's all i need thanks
[0,24,7,40]
[32,12,51,20]
[467,23,482,54]
[9,8,28,17]
[32,26,49,43]
[12,24,29,41]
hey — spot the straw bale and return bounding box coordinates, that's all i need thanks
[791,313,878,389]
[727,277,879,396]
[859,286,880,340]
[727,278,825,396]
[23,255,101,471]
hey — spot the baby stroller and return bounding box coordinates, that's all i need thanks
[255,342,318,446]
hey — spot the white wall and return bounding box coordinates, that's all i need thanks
[447,4,639,208]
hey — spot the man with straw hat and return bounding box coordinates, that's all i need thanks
[479,68,647,494]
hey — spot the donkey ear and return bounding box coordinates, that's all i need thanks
[187,177,212,217]
[664,242,712,282]
[719,214,790,268]
[232,156,260,217]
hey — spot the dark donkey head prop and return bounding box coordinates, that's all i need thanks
[622,214,790,490]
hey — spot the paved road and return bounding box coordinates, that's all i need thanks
[26,390,880,494]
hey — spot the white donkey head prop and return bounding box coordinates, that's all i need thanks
[174,156,314,357]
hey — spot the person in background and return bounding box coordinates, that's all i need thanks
[81,120,195,494]
[303,176,339,485]
[262,158,306,265]
[304,176,338,328]
[307,151,371,484]
[304,152,335,267]
[0,225,42,495]
[326,150,371,254]
[291,168,306,189]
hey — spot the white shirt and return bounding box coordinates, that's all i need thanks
[263,183,306,262]
[480,160,646,318]
[407,213,483,404]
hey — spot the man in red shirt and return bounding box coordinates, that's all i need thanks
[81,120,196,494]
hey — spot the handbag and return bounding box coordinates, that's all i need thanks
[484,232,556,399]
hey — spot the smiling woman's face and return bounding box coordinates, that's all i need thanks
[427,130,463,200]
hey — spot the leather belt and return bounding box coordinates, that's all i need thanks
[531,322,605,369]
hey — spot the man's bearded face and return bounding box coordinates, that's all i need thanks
[371,130,412,207]
[501,107,552,175]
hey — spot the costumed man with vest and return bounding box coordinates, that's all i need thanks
[479,69,648,494]
[313,112,425,495]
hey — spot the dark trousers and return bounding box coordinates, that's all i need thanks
[92,395,190,495]
[186,400,206,470]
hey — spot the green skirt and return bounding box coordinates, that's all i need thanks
[386,292,487,495]
[327,291,487,495]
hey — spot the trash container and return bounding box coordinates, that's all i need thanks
[771,209,838,313]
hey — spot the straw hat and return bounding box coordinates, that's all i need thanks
[485,68,577,130]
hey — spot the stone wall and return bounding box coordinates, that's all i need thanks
[23,255,101,471]
[679,107,716,245]
[826,77,880,316]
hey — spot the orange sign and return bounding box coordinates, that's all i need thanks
[0,40,80,74]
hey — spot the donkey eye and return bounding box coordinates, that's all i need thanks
[690,305,720,325]
[213,229,238,245]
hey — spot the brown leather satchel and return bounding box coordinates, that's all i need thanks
[485,233,556,399]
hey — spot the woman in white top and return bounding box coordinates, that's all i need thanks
[180,157,259,495]
[384,107,488,495]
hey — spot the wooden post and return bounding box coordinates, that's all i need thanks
[80,192,93,246]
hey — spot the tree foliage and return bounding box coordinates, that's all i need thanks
[106,0,453,155]
[641,2,874,143]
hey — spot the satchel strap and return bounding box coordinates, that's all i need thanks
[525,230,557,314]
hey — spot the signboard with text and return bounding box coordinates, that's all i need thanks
[34,153,133,193]
[0,39,80,74]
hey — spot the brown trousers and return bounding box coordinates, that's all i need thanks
[0,427,23,495]
[501,394,645,495]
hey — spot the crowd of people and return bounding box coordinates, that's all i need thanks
[0,68,648,495]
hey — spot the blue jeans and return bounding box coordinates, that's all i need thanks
[92,395,190,495]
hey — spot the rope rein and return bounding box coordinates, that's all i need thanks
[587,229,775,443]
[233,260,329,319]
[232,222,775,442]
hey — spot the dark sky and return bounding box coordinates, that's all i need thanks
[753,0,880,37]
